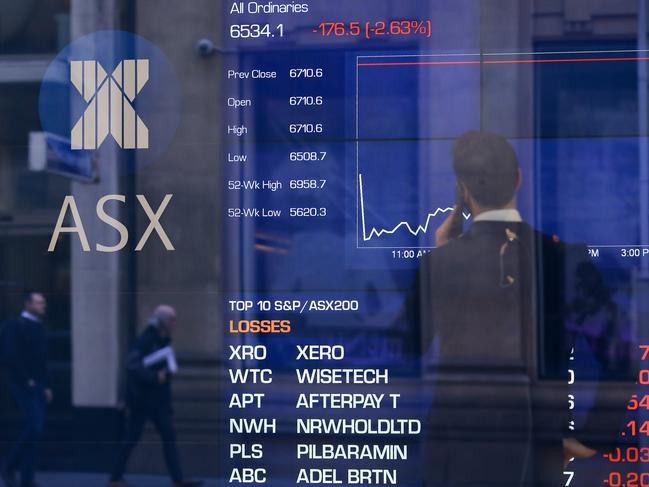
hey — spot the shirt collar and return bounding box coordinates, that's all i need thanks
[473,208,522,223]
[21,310,41,323]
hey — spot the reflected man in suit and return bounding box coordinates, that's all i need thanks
[108,305,201,487]
[1,291,52,487]
[407,131,624,486]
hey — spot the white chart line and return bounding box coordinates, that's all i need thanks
[359,173,470,242]
[355,51,648,250]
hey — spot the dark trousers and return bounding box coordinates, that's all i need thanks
[5,382,46,487]
[110,405,183,482]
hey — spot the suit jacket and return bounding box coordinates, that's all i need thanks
[407,220,627,486]
[125,325,173,411]
[3,315,49,387]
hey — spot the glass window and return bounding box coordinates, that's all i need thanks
[0,0,70,55]
[0,83,70,213]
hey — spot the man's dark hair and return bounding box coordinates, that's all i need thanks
[452,131,520,208]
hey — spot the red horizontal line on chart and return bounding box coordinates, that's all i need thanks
[357,56,649,67]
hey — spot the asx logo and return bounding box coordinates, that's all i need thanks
[40,31,180,166]
[48,194,174,253]
[70,59,149,150]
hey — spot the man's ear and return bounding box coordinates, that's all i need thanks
[515,168,522,191]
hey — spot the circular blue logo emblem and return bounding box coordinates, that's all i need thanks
[39,30,181,170]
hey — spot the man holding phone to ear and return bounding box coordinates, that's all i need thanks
[409,131,625,486]
[435,132,522,247]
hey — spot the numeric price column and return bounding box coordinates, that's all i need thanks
[603,345,649,486]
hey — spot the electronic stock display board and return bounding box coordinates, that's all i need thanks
[220,2,649,486]
[5,1,649,487]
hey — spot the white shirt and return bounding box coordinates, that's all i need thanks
[473,208,522,223]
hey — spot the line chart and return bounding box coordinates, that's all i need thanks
[354,50,649,257]
[358,173,470,245]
